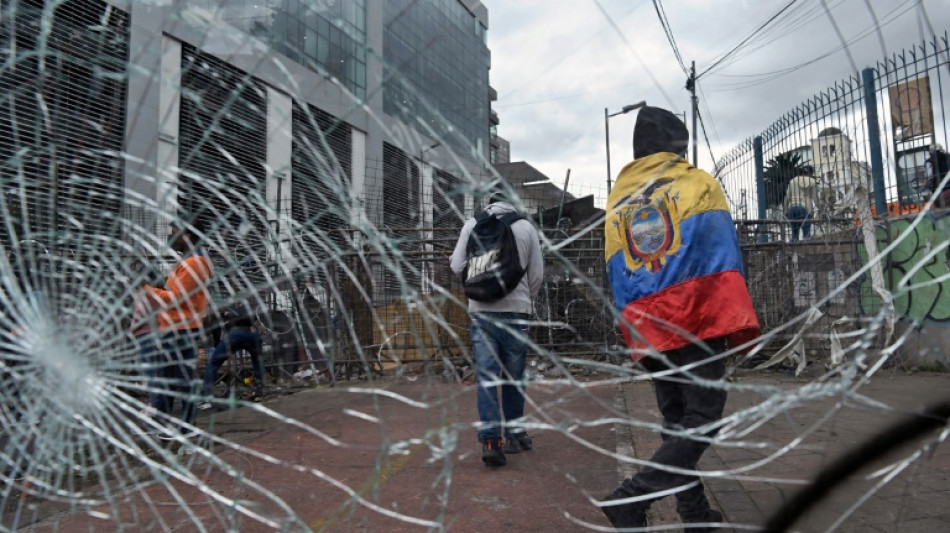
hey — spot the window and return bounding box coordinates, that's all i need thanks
[304,28,317,59]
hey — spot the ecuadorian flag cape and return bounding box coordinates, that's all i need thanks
[605,153,760,359]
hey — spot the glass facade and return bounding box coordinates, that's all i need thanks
[188,0,367,100]
[383,0,490,161]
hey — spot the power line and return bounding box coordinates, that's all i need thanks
[696,106,736,209]
[696,107,718,175]
[697,82,723,154]
[699,0,805,79]
[499,2,648,102]
[652,0,688,74]
[703,0,917,92]
[591,0,677,108]
[704,0,831,74]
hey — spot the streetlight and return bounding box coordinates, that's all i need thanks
[605,101,647,193]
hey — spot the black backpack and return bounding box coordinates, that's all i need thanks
[462,210,526,302]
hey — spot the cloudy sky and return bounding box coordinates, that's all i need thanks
[485,0,950,203]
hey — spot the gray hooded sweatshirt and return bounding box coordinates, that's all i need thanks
[450,202,544,315]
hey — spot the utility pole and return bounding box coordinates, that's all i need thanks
[687,61,698,166]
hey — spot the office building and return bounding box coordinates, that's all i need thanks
[0,0,493,296]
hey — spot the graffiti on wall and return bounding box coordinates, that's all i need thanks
[859,210,950,323]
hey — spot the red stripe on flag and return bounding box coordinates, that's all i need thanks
[619,270,760,360]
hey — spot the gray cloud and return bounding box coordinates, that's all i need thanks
[487,0,950,198]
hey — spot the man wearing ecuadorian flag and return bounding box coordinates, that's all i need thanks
[600,106,759,531]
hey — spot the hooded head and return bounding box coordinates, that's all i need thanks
[632,106,689,160]
[169,215,207,254]
[486,180,512,204]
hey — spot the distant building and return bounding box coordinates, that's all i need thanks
[493,162,575,215]
[491,136,511,165]
[811,127,872,209]
[1,0,494,288]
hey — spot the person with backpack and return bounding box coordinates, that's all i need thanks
[449,182,543,467]
[600,106,759,531]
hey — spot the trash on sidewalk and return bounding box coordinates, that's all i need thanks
[292,368,327,383]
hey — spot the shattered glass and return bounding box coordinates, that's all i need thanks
[0,1,948,532]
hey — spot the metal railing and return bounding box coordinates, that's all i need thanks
[717,32,950,237]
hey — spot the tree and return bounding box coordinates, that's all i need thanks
[763,152,810,209]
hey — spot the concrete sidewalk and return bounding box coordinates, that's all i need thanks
[698,370,950,532]
[21,370,950,532]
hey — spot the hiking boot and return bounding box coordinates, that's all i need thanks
[481,439,507,467]
[681,508,722,532]
[601,487,648,529]
[503,433,533,454]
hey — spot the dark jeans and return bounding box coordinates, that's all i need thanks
[155,329,201,426]
[136,333,162,410]
[787,204,812,241]
[471,312,530,443]
[202,327,264,396]
[618,339,728,519]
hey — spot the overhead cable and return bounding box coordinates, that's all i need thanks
[699,0,804,79]
[652,0,688,74]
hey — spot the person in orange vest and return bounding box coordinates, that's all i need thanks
[143,219,214,429]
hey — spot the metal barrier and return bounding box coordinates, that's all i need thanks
[717,32,950,237]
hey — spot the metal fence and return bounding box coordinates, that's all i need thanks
[717,31,950,236]
[712,32,950,360]
[239,222,619,384]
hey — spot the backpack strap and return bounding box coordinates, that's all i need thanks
[497,212,522,226]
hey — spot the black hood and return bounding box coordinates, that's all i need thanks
[633,106,689,160]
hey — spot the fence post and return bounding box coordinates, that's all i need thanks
[753,136,768,242]
[862,67,888,217]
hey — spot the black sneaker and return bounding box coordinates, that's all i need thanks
[601,488,648,529]
[681,508,722,532]
[503,433,533,454]
[481,439,507,467]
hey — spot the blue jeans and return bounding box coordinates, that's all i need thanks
[787,205,812,241]
[155,330,201,425]
[136,333,162,410]
[471,312,530,443]
[202,327,264,396]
